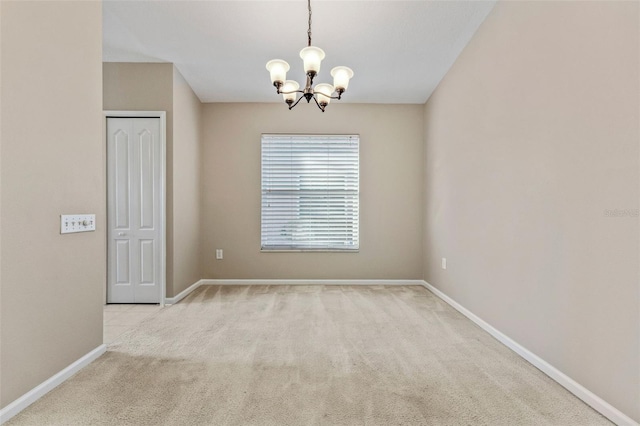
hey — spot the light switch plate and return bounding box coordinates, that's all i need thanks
[61,214,96,234]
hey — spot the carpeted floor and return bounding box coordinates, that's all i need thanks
[7,285,611,425]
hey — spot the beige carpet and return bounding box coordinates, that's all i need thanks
[8,285,610,425]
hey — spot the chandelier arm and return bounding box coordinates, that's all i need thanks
[288,94,306,110]
[279,90,304,95]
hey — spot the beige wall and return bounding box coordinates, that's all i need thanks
[103,63,173,113]
[201,103,424,279]
[422,1,639,421]
[0,1,104,408]
[171,69,202,295]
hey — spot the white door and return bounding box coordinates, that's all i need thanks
[107,117,162,303]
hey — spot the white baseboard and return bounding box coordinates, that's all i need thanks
[201,279,425,286]
[421,281,638,426]
[164,279,204,305]
[0,344,106,424]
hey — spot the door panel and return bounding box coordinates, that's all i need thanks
[115,240,130,284]
[108,117,162,303]
[114,130,130,229]
[139,239,155,284]
[138,130,155,230]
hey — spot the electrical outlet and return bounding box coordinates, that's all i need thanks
[441,258,447,269]
[61,214,96,234]
[216,249,223,260]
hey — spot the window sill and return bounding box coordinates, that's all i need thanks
[260,249,359,253]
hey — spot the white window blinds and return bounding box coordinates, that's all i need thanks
[261,134,360,251]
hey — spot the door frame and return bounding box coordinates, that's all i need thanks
[104,111,167,306]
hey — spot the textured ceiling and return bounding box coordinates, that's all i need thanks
[103,1,496,104]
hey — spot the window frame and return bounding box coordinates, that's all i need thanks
[260,133,360,253]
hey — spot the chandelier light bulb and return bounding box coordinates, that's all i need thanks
[330,66,354,92]
[314,83,334,106]
[299,46,325,76]
[265,59,290,87]
[281,80,300,104]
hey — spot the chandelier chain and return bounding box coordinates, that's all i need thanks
[307,0,312,47]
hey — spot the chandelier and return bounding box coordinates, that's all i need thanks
[265,0,354,112]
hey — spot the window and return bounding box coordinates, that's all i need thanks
[261,134,359,251]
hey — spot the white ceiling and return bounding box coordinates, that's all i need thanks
[103,1,496,104]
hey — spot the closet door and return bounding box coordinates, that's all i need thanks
[107,117,162,303]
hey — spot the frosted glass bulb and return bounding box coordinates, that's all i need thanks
[314,83,334,106]
[330,66,354,92]
[299,46,325,75]
[281,80,300,103]
[266,59,290,86]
